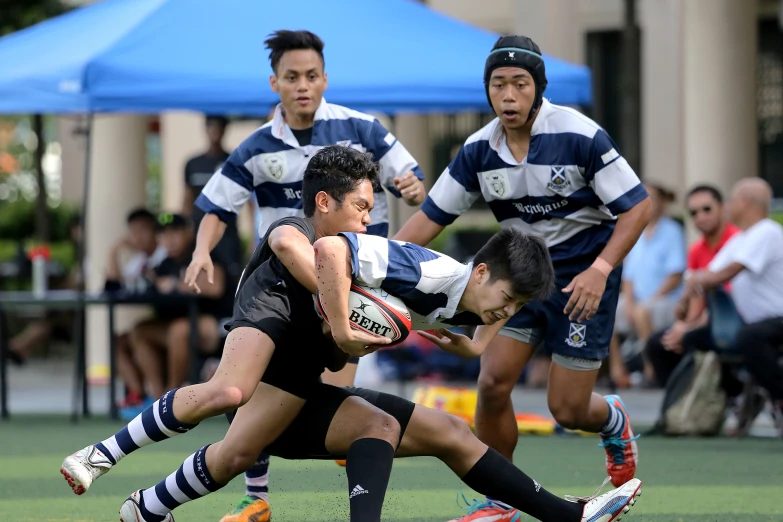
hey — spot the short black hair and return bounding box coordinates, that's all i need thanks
[302,145,379,218]
[205,115,229,129]
[126,207,157,227]
[473,229,555,301]
[687,184,723,204]
[264,30,325,74]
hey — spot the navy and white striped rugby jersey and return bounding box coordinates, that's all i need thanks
[196,99,424,239]
[338,232,484,329]
[421,99,647,263]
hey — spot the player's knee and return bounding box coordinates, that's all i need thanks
[356,408,401,447]
[477,371,515,410]
[432,413,474,456]
[549,403,584,430]
[200,381,245,413]
[215,447,259,479]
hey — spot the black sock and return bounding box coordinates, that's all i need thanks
[460,449,583,522]
[345,438,395,522]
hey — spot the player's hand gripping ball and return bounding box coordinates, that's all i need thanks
[317,283,412,346]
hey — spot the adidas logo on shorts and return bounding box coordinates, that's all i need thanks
[350,485,369,498]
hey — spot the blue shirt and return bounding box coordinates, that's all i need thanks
[622,216,686,302]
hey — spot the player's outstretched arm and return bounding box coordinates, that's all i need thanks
[314,236,390,356]
[185,214,227,293]
[418,319,506,358]
[392,210,444,246]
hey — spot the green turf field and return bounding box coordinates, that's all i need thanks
[1,415,781,521]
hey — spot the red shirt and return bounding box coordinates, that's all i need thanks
[687,224,741,270]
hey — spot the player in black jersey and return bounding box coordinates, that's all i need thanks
[62,146,642,522]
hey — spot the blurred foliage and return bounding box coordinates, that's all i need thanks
[0,198,78,241]
[0,0,71,37]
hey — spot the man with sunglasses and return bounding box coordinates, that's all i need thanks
[644,184,739,386]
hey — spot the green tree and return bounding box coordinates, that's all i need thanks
[0,0,70,37]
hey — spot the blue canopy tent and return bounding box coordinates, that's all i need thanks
[0,0,592,420]
[0,0,592,115]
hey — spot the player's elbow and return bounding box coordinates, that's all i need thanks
[626,196,653,228]
[313,236,349,261]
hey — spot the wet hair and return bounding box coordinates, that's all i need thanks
[687,184,723,204]
[302,145,379,217]
[264,30,325,74]
[473,229,555,301]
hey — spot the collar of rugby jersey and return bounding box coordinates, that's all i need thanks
[488,98,553,165]
[271,98,331,149]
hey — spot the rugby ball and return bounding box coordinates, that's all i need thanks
[316,283,412,345]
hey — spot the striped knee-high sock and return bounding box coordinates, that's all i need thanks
[95,389,198,465]
[245,453,270,501]
[136,445,224,522]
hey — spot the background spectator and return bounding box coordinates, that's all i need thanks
[691,178,783,431]
[103,208,168,411]
[645,185,740,387]
[610,183,686,387]
[182,116,244,282]
[126,214,231,409]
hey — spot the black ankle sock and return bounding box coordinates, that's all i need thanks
[460,449,583,522]
[345,438,395,522]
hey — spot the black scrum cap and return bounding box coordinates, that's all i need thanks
[484,35,548,122]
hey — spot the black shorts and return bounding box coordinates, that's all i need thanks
[225,261,329,399]
[226,384,416,460]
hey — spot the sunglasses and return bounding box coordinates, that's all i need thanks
[688,206,713,217]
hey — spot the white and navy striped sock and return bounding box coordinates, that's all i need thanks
[600,401,625,439]
[245,453,269,501]
[137,445,224,522]
[95,389,198,465]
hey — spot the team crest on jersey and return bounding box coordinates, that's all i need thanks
[565,323,587,348]
[547,166,570,191]
[262,153,287,180]
[481,169,510,198]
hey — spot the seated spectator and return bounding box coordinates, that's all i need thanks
[611,183,686,387]
[688,178,783,433]
[7,215,82,365]
[129,214,232,403]
[645,185,740,386]
[103,208,168,410]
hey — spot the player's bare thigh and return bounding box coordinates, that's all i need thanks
[207,382,305,482]
[171,327,276,421]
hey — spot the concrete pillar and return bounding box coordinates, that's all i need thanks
[160,112,206,213]
[86,114,148,383]
[681,0,757,198]
[514,0,584,64]
[58,116,86,206]
[638,0,684,195]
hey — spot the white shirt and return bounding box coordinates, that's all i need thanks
[338,232,483,329]
[709,218,783,323]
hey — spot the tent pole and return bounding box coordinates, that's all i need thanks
[71,113,93,423]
